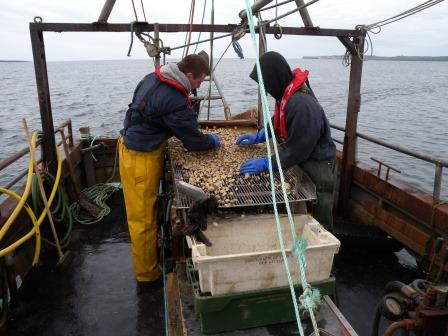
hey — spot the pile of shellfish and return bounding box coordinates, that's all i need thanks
[168,126,267,206]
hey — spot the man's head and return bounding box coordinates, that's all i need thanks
[249,51,293,101]
[178,54,210,90]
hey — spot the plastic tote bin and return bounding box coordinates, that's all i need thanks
[186,259,336,334]
[187,214,340,295]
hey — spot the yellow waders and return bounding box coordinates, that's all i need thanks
[118,137,165,282]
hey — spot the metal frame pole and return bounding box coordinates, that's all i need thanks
[433,164,443,204]
[294,0,313,27]
[239,0,275,20]
[97,0,117,23]
[30,27,57,175]
[154,23,161,68]
[337,34,365,216]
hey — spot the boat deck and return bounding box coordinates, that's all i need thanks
[6,191,423,335]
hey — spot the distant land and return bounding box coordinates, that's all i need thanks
[0,60,29,62]
[303,55,448,62]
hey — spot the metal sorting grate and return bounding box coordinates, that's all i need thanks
[172,165,316,209]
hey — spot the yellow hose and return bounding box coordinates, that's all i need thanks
[0,188,41,265]
[0,131,63,265]
[0,131,37,240]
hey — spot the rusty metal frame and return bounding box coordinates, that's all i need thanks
[29,20,364,213]
[29,22,363,37]
[337,35,366,216]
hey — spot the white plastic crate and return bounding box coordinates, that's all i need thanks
[186,214,340,295]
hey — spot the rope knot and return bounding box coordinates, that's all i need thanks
[299,284,321,311]
[292,235,308,268]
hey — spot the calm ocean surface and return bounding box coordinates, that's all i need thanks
[1,58,447,199]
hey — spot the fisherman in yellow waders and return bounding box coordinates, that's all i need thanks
[119,55,221,287]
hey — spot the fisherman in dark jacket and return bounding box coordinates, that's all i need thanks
[119,54,220,287]
[236,51,336,232]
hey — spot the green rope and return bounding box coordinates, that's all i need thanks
[69,183,118,225]
[244,1,320,335]
[69,134,119,225]
[31,172,73,249]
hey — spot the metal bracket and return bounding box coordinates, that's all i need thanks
[371,157,401,181]
[337,36,357,54]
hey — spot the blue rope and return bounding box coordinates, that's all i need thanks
[232,39,244,59]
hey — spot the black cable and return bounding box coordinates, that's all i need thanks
[370,301,382,336]
[193,0,207,54]
[140,0,147,22]
[131,0,139,21]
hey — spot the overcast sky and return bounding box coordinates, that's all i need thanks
[0,0,447,61]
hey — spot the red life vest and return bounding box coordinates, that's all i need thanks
[274,68,309,141]
[155,66,192,107]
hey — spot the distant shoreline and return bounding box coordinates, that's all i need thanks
[2,56,447,63]
[303,55,448,62]
[0,60,29,63]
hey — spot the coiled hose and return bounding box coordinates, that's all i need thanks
[0,131,62,265]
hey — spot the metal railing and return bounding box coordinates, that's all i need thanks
[330,123,448,203]
[0,119,73,190]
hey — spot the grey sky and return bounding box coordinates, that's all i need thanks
[0,0,447,61]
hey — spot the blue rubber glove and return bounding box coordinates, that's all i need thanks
[236,128,266,146]
[210,133,221,147]
[239,157,269,175]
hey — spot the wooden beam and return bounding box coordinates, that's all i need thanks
[30,28,57,175]
[337,35,365,216]
[166,272,185,336]
[199,119,258,127]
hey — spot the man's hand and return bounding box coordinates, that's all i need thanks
[210,133,221,147]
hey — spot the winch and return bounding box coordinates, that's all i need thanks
[372,278,448,336]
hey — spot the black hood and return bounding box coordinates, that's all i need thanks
[249,51,293,101]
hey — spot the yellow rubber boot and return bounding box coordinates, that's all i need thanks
[118,138,165,282]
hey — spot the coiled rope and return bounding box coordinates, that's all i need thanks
[69,137,119,225]
[245,1,320,335]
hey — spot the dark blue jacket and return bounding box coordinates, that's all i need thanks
[272,91,336,170]
[120,73,215,152]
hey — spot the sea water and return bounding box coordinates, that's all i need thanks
[1,58,447,199]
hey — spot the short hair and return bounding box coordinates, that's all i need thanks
[178,54,210,78]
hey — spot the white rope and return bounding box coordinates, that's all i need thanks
[366,0,445,29]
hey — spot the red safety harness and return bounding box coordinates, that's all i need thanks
[274,68,309,141]
[155,66,192,107]
[123,67,193,133]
